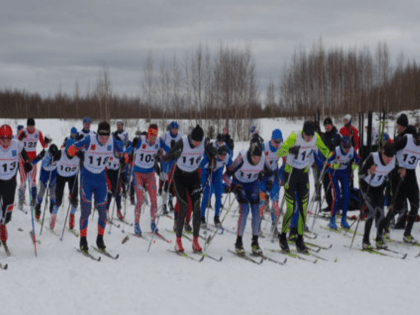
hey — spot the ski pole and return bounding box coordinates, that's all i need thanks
[203,161,215,251]
[271,161,294,241]
[27,175,38,257]
[60,170,80,241]
[40,158,55,236]
[108,166,122,235]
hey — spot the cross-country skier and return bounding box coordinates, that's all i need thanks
[160,121,182,214]
[49,139,80,231]
[163,125,209,253]
[327,136,359,229]
[258,129,283,231]
[359,142,396,249]
[0,124,32,246]
[67,121,123,252]
[17,118,50,210]
[224,141,272,255]
[277,121,330,253]
[200,145,232,228]
[32,144,59,219]
[128,124,169,235]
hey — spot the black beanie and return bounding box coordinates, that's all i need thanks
[323,117,333,125]
[249,142,262,157]
[396,114,408,127]
[27,118,35,126]
[383,142,395,157]
[302,121,315,136]
[97,121,111,135]
[191,125,204,142]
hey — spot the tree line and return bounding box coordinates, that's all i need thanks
[1,41,419,139]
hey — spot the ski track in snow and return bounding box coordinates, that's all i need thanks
[1,117,420,315]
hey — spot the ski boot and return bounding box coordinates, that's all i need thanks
[151,221,158,233]
[251,236,262,256]
[134,223,142,236]
[362,241,373,250]
[35,203,41,220]
[50,214,57,230]
[214,216,222,228]
[192,236,202,253]
[80,236,89,252]
[329,217,338,230]
[235,236,245,255]
[403,234,417,244]
[279,233,290,252]
[117,209,124,220]
[376,238,388,250]
[295,235,309,253]
[96,234,106,250]
[341,218,350,229]
[175,237,184,253]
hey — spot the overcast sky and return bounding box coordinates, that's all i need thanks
[2,0,419,99]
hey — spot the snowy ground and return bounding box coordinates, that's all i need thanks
[1,116,420,315]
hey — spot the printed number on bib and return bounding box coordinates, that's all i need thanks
[88,156,110,167]
[1,162,17,172]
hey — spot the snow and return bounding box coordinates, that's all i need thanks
[1,117,420,315]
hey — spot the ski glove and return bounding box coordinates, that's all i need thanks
[24,161,33,173]
[331,163,340,170]
[44,136,52,145]
[231,183,243,195]
[132,137,139,148]
[18,132,26,141]
[351,164,358,171]
[289,145,300,158]
[67,145,77,157]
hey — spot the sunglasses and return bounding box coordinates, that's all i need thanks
[273,140,282,144]
[0,137,12,141]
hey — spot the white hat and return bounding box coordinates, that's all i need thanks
[344,114,351,122]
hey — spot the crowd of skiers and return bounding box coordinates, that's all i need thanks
[0,111,419,256]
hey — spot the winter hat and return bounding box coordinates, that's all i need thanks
[170,121,179,130]
[71,127,78,135]
[271,129,283,142]
[302,121,315,136]
[343,114,352,122]
[147,124,158,137]
[97,121,111,136]
[191,125,204,142]
[27,118,35,126]
[83,116,92,124]
[383,142,395,157]
[341,136,351,149]
[17,125,24,132]
[217,133,224,142]
[323,117,333,126]
[218,145,227,156]
[396,114,408,127]
[249,142,263,157]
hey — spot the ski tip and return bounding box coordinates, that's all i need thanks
[334,257,338,263]
[121,235,130,244]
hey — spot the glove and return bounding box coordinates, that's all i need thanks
[76,150,84,159]
[351,164,358,171]
[258,171,265,180]
[76,134,84,141]
[231,183,243,195]
[289,145,300,158]
[38,149,46,160]
[225,168,234,177]
[67,145,77,157]
[223,186,230,194]
[266,180,273,191]
[44,136,52,145]
[331,163,340,170]
[132,137,139,148]
[24,161,33,173]
[206,144,217,160]
[170,140,176,148]
[119,156,126,167]
[174,150,181,159]
[18,132,26,141]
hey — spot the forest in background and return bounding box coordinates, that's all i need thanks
[1,41,419,140]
